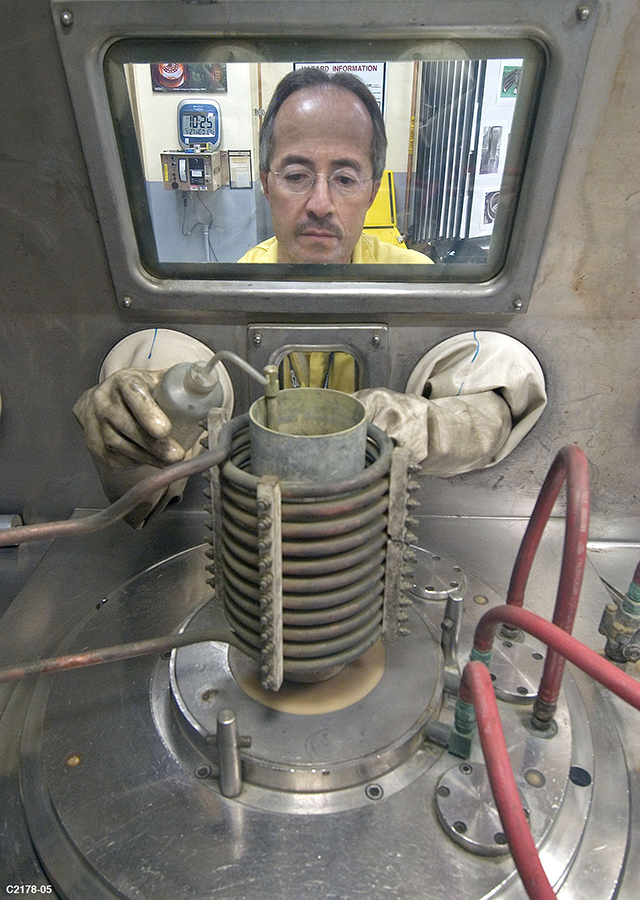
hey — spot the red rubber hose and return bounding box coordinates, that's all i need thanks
[471,604,640,711]
[461,605,640,899]
[506,446,590,716]
[460,661,557,900]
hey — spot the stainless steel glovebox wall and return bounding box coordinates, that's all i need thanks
[0,0,639,530]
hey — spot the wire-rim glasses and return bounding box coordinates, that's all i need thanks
[270,165,373,197]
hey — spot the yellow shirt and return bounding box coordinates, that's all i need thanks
[237,233,432,264]
[238,234,431,390]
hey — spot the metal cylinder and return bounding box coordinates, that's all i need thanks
[0,514,23,546]
[249,388,367,482]
[216,708,242,798]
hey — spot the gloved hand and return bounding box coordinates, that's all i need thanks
[73,330,235,529]
[73,368,186,470]
[356,331,547,475]
[355,388,511,473]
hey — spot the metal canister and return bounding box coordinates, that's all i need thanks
[249,388,367,482]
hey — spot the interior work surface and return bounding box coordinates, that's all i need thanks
[0,470,638,899]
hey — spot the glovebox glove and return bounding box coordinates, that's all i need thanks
[74,330,235,528]
[356,331,546,474]
[355,388,513,473]
[73,368,185,470]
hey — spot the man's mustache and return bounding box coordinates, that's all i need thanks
[294,217,344,240]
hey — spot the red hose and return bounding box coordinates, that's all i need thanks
[506,446,590,720]
[461,606,640,900]
[460,662,557,900]
[472,604,640,711]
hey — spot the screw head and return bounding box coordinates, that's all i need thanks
[122,295,133,308]
[512,298,524,310]
[60,9,74,27]
[64,752,82,768]
[252,332,263,346]
[576,5,590,21]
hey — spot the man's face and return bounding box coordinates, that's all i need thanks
[261,86,381,264]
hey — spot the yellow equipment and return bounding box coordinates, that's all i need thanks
[363,170,408,248]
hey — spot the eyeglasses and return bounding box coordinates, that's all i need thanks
[269,165,373,198]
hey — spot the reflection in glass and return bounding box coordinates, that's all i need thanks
[105,42,540,279]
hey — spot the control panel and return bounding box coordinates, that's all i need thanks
[161,151,222,191]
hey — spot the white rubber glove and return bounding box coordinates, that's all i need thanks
[74,329,234,527]
[356,331,546,474]
[73,368,184,470]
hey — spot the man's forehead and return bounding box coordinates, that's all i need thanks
[278,152,367,171]
[273,86,373,142]
[278,83,367,112]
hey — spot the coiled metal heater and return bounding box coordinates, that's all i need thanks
[205,391,417,691]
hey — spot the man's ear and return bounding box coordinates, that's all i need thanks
[260,170,269,198]
[367,179,382,209]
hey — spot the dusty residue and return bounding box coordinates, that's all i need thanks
[571,8,640,317]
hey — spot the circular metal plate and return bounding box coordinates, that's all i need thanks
[168,598,444,792]
[14,545,633,900]
[407,547,466,600]
[489,639,546,702]
[436,762,530,856]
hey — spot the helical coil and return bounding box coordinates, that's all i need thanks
[218,418,395,680]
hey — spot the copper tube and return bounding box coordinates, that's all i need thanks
[0,419,236,547]
[0,627,243,685]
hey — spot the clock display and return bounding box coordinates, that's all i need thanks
[177,100,221,148]
[182,113,215,136]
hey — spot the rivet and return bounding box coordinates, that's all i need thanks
[524,768,546,788]
[512,298,523,310]
[122,295,133,308]
[64,752,82,768]
[60,9,74,27]
[576,5,590,21]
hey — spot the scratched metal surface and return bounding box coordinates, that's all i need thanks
[0,510,638,898]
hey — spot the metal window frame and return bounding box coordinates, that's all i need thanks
[50,0,599,317]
